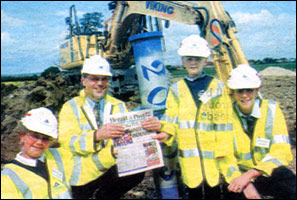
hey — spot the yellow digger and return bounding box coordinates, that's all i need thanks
[60,1,248,98]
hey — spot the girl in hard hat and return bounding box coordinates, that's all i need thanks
[1,107,72,199]
[154,35,242,199]
[227,64,296,199]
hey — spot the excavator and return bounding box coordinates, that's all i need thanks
[60,1,248,100]
[59,1,249,198]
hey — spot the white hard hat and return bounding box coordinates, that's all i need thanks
[81,55,112,76]
[178,35,211,58]
[227,64,262,89]
[21,107,58,139]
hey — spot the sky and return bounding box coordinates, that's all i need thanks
[1,1,296,75]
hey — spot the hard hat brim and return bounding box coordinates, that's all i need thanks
[81,71,113,76]
[227,80,261,89]
[178,48,211,58]
[227,64,262,90]
[21,120,58,139]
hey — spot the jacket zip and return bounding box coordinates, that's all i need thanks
[184,78,209,184]
[194,108,207,192]
[234,104,258,166]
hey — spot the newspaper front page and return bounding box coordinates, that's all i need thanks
[104,109,164,177]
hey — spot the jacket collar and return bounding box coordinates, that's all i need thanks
[86,96,105,110]
[185,71,206,82]
[15,152,45,167]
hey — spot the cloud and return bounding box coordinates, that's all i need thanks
[1,32,15,44]
[231,9,296,31]
[229,9,296,59]
[232,10,273,27]
[1,10,26,27]
[161,8,296,62]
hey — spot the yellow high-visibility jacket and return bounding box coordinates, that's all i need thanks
[232,99,293,176]
[160,78,241,188]
[58,90,127,186]
[1,149,72,199]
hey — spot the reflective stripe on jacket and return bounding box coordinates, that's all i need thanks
[160,78,241,188]
[1,148,72,199]
[233,99,293,176]
[58,90,127,186]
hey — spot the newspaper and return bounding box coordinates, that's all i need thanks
[104,109,164,177]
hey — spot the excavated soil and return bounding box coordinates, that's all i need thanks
[1,72,296,199]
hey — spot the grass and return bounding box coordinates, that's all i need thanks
[1,81,34,86]
[169,62,296,78]
[251,62,296,72]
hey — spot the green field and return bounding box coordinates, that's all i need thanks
[2,81,34,86]
[251,62,296,72]
[169,62,296,77]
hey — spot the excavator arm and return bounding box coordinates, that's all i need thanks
[60,1,248,90]
[196,1,248,82]
[105,1,248,82]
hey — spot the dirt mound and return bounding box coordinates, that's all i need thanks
[1,73,81,162]
[259,66,296,76]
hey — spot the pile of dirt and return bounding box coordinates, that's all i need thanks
[1,73,81,162]
[259,66,296,76]
[260,76,296,145]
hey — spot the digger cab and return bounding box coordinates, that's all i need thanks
[59,34,104,70]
